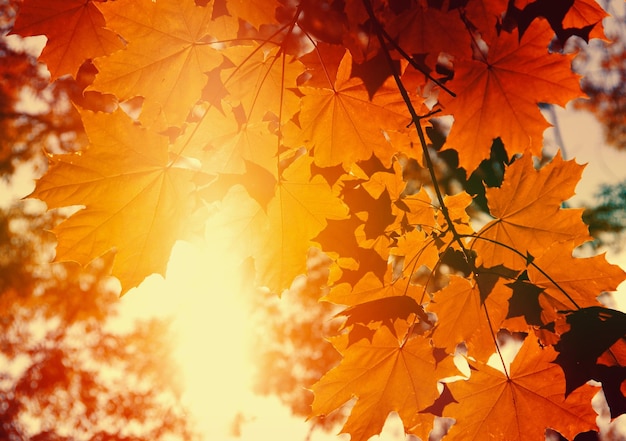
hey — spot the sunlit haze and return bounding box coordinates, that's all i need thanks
[117,233,331,440]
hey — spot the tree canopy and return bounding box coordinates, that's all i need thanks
[6,0,626,440]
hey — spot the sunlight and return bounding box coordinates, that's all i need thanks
[164,236,254,438]
[117,224,331,440]
[118,229,257,438]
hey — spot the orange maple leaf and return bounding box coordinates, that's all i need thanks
[389,1,472,62]
[463,0,509,44]
[402,187,437,230]
[287,49,414,168]
[90,0,234,129]
[311,327,458,441]
[428,275,512,359]
[173,104,279,174]
[31,109,198,292]
[11,0,123,80]
[472,151,591,270]
[221,45,304,124]
[439,20,583,172]
[225,0,281,28]
[390,229,439,276]
[204,153,348,292]
[325,268,428,308]
[562,0,608,40]
[528,241,626,319]
[445,337,598,440]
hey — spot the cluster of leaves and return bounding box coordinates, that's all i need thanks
[9,0,626,440]
[0,201,197,441]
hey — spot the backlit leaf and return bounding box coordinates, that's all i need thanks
[472,152,590,270]
[311,327,457,441]
[439,21,583,172]
[31,109,197,292]
[11,0,123,79]
[91,0,232,129]
[445,337,598,441]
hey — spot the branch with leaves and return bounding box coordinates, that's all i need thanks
[8,0,626,440]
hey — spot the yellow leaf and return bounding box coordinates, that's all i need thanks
[173,104,279,174]
[288,49,413,168]
[91,0,233,129]
[31,109,197,292]
[205,153,348,292]
[222,45,304,124]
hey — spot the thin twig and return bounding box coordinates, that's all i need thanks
[361,0,472,264]
[378,26,456,98]
[465,233,582,310]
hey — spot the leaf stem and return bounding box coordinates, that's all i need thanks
[377,27,456,98]
[482,303,511,379]
[361,0,472,264]
[465,234,582,310]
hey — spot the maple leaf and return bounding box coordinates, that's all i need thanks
[221,45,304,124]
[297,42,347,89]
[445,337,598,441]
[463,0,509,44]
[204,153,348,292]
[90,0,234,129]
[11,0,123,80]
[337,295,431,339]
[286,49,414,168]
[173,104,279,174]
[439,191,475,237]
[388,1,472,62]
[226,0,281,28]
[507,0,606,43]
[562,0,608,40]
[506,275,545,327]
[428,275,512,359]
[439,20,583,172]
[555,307,626,397]
[311,327,458,441]
[390,228,440,276]
[30,109,198,292]
[400,187,437,232]
[472,152,591,270]
[325,269,426,307]
[527,241,626,318]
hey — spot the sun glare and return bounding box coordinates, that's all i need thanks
[119,228,260,439]
[165,238,253,437]
[117,221,335,440]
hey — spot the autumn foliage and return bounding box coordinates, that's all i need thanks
[9,0,626,440]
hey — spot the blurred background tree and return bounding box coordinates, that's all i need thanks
[575,0,626,150]
[0,200,199,441]
[0,1,198,438]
